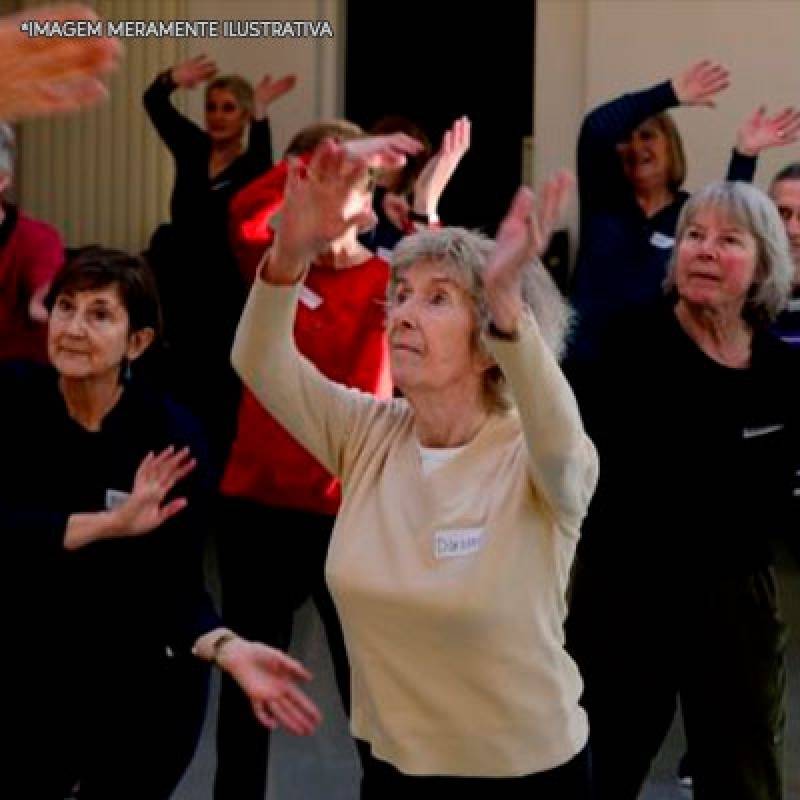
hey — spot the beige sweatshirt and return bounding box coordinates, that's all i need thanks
[233,278,599,777]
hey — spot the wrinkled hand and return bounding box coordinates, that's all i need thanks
[219,639,321,735]
[413,116,471,216]
[672,59,729,107]
[343,133,423,171]
[484,172,574,330]
[274,137,417,266]
[254,73,296,117]
[171,54,217,89]
[114,446,196,537]
[0,4,121,121]
[736,106,800,157]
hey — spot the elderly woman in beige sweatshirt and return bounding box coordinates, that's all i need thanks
[231,140,599,799]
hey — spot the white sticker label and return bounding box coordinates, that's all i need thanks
[299,285,323,310]
[105,488,130,510]
[376,246,394,261]
[650,231,675,249]
[787,297,800,313]
[434,528,485,559]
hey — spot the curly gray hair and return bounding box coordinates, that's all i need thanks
[664,181,793,326]
[390,227,572,412]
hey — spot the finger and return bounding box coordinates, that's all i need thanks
[272,74,297,94]
[251,700,278,730]
[266,650,313,682]
[158,496,188,523]
[151,445,176,469]
[270,695,316,735]
[284,684,323,726]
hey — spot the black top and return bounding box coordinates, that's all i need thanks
[567,302,800,579]
[569,80,757,361]
[0,361,219,661]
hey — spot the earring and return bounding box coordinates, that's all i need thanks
[122,359,132,383]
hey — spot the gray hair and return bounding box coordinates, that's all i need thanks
[664,181,793,326]
[390,227,573,412]
[0,123,14,176]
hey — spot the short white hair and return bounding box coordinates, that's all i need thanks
[390,227,572,411]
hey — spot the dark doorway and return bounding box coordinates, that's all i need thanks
[345,2,535,236]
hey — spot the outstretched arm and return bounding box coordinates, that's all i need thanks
[0,4,120,121]
[727,105,800,183]
[484,174,598,525]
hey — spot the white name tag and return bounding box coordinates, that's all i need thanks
[376,246,394,261]
[434,528,484,559]
[742,423,784,439]
[650,231,675,249]
[299,285,323,310]
[787,297,800,313]
[105,488,130,510]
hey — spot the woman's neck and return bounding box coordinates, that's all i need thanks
[409,385,489,448]
[59,373,124,431]
[210,139,243,176]
[634,183,674,218]
[674,299,753,368]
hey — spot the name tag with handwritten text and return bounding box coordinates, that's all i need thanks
[434,528,485,559]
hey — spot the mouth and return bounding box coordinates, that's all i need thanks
[391,342,422,355]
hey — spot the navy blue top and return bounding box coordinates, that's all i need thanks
[0,361,220,658]
[569,80,757,360]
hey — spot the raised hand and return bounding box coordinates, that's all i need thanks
[170,54,217,89]
[672,60,730,107]
[254,73,297,118]
[0,4,121,121]
[268,137,421,280]
[217,638,321,735]
[484,171,575,332]
[343,132,423,171]
[114,446,196,536]
[413,116,471,217]
[736,106,800,156]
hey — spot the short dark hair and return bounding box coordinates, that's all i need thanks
[45,246,163,337]
[283,119,364,157]
[771,162,800,187]
[369,115,432,195]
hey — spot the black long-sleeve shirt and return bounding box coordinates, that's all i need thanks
[569,80,757,360]
[0,361,220,659]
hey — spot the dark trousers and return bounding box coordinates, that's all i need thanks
[358,741,593,800]
[565,561,788,800]
[214,498,352,800]
[10,651,209,799]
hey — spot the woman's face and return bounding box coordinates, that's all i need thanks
[48,285,142,381]
[617,118,671,190]
[205,88,249,144]
[387,259,488,399]
[674,206,759,315]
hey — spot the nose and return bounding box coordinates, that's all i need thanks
[389,300,419,332]
[63,311,87,335]
[787,212,800,237]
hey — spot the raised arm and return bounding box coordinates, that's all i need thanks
[578,60,729,206]
[142,55,215,155]
[0,4,120,121]
[484,175,598,525]
[727,105,800,182]
[232,137,419,474]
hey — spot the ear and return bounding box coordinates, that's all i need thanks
[126,327,155,362]
[0,171,11,194]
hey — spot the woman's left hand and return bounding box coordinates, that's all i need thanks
[736,106,800,156]
[253,73,297,119]
[217,638,322,735]
[484,171,574,332]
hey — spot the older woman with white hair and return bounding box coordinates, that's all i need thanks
[566,180,799,800]
[230,140,598,798]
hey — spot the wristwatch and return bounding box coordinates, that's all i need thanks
[408,210,439,225]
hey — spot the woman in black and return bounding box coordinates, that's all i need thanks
[566,181,799,800]
[2,248,319,799]
[143,55,295,467]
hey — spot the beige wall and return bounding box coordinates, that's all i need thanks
[535,0,800,252]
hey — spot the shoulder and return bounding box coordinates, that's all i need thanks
[14,213,63,246]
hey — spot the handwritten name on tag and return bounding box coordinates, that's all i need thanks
[650,231,675,249]
[434,528,484,559]
[105,489,130,510]
[300,285,323,310]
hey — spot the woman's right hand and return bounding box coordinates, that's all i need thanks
[113,446,196,536]
[170,54,217,88]
[671,59,730,107]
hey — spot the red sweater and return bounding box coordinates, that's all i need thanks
[0,208,64,363]
[220,255,392,514]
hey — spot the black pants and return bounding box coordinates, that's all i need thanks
[566,561,788,800]
[214,499,352,800]
[10,650,209,799]
[358,741,593,799]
